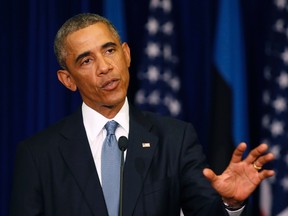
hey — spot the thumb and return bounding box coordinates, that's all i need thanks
[203,168,217,183]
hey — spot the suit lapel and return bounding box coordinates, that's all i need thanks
[123,108,158,216]
[58,109,108,216]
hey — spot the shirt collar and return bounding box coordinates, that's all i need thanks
[82,98,129,143]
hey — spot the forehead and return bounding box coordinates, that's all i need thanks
[65,23,119,51]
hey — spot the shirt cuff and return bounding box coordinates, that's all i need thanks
[225,205,245,216]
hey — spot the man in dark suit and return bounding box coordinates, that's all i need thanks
[10,13,275,216]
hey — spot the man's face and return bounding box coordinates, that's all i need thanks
[58,23,131,116]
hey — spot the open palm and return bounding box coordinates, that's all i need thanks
[203,143,275,206]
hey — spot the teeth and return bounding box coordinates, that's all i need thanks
[106,82,113,87]
[103,80,115,88]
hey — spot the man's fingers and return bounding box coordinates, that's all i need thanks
[203,168,217,182]
[230,142,247,163]
[245,143,270,164]
[259,170,275,180]
[253,153,274,168]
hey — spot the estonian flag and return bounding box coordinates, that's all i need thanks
[209,0,249,174]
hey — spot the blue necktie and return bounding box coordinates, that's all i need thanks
[101,120,120,216]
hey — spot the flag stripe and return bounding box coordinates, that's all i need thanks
[209,68,234,174]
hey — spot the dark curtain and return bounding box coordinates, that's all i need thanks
[0,1,102,215]
[0,0,268,215]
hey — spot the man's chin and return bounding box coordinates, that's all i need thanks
[103,97,125,109]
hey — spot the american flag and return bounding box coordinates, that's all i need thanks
[134,0,182,118]
[260,1,288,215]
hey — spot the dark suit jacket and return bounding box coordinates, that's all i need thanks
[10,106,238,216]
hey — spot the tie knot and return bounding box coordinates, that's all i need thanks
[105,120,118,135]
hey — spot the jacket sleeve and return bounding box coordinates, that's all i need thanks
[179,123,228,215]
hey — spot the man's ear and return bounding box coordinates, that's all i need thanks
[57,69,77,91]
[122,42,131,68]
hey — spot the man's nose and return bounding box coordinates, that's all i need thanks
[97,56,112,75]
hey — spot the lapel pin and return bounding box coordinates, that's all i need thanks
[142,143,151,148]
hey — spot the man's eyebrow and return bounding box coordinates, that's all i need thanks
[102,42,117,49]
[75,51,91,64]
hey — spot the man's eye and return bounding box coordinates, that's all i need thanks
[81,58,91,65]
[106,48,115,54]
